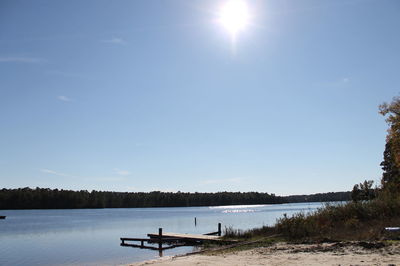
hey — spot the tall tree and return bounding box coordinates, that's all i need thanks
[379,97,400,194]
[351,180,376,202]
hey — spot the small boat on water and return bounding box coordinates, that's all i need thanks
[0,216,6,219]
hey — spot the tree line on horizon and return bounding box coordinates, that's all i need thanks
[0,188,351,210]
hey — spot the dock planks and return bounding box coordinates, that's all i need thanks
[147,232,221,242]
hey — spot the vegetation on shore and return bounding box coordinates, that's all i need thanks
[223,97,400,242]
[0,188,349,210]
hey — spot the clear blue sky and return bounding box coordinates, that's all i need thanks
[1,0,399,195]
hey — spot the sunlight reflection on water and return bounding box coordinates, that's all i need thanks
[209,204,269,209]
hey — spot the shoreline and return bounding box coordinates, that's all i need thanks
[128,241,400,266]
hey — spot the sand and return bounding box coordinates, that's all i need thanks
[129,242,400,266]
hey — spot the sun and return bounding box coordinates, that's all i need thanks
[218,0,250,37]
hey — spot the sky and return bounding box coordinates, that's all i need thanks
[0,0,399,195]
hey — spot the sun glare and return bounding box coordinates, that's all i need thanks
[219,0,250,37]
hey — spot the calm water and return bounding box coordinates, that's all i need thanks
[0,202,328,265]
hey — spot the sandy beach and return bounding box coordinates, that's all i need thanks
[129,242,400,266]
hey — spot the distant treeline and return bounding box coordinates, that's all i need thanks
[0,187,351,210]
[284,192,351,203]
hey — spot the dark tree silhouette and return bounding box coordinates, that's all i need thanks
[0,187,351,210]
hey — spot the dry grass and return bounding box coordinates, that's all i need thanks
[224,198,400,242]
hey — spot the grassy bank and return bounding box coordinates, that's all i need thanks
[223,197,400,242]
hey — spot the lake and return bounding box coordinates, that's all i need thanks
[0,202,328,265]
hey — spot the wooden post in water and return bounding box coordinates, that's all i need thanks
[158,228,163,257]
[218,223,222,236]
[158,228,163,250]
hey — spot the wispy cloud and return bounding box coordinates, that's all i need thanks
[46,70,91,79]
[314,77,351,87]
[201,177,243,185]
[102,37,126,45]
[135,142,145,147]
[97,176,126,182]
[0,56,45,63]
[40,169,71,177]
[57,95,72,102]
[114,168,131,176]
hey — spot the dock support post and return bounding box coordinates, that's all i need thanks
[158,228,163,250]
[218,223,221,236]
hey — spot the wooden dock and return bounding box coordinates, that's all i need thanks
[147,232,221,241]
[120,223,225,256]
